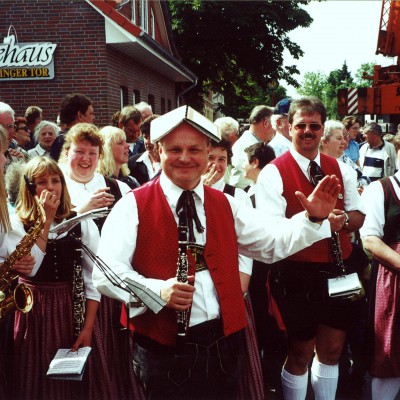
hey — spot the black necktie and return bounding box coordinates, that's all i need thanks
[176,191,204,243]
[307,160,325,187]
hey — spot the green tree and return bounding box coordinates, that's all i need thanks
[168,0,313,114]
[353,62,375,87]
[297,71,328,99]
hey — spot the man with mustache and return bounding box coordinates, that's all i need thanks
[256,97,365,400]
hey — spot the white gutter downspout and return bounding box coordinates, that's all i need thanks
[176,77,198,107]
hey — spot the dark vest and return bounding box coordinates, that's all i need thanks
[31,223,81,282]
[272,152,352,262]
[130,178,247,346]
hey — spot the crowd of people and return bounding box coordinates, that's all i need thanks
[0,93,399,400]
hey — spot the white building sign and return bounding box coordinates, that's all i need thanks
[0,35,57,80]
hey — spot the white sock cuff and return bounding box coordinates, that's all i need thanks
[281,367,308,389]
[311,359,338,379]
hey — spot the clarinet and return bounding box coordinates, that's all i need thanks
[329,232,346,275]
[175,223,189,352]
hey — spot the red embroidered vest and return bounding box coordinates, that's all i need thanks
[128,178,247,346]
[272,152,352,262]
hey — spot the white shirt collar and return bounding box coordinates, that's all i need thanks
[159,172,205,207]
[290,148,321,177]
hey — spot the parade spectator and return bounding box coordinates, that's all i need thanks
[256,97,365,400]
[214,116,240,146]
[269,98,292,157]
[0,102,27,168]
[25,105,43,149]
[50,93,95,161]
[27,120,59,158]
[134,101,153,120]
[128,115,160,185]
[13,117,31,152]
[118,106,145,157]
[214,116,240,184]
[342,116,362,164]
[230,105,275,189]
[24,105,42,134]
[98,126,140,189]
[361,133,400,400]
[92,105,341,400]
[359,122,396,182]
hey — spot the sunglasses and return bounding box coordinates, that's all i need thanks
[293,123,323,132]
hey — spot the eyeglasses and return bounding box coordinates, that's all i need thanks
[293,123,323,132]
[16,126,29,132]
[0,123,15,131]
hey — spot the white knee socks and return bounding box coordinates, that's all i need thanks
[372,377,400,400]
[281,367,308,400]
[310,359,338,400]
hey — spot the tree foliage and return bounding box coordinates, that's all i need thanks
[168,0,313,115]
[297,61,375,120]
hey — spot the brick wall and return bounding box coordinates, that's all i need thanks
[0,0,178,127]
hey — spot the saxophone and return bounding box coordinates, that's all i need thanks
[0,177,46,319]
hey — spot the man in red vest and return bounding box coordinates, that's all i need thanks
[256,97,365,400]
[94,105,343,400]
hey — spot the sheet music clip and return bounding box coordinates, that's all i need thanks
[123,277,166,314]
[49,207,110,235]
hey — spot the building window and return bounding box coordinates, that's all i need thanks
[133,90,140,104]
[161,98,165,114]
[167,99,172,112]
[139,0,148,32]
[151,8,155,39]
[131,0,136,24]
[148,94,155,112]
[120,86,128,109]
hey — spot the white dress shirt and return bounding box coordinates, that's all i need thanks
[230,130,260,189]
[136,151,160,180]
[211,178,253,276]
[268,133,291,157]
[256,149,364,217]
[61,169,130,210]
[27,144,48,159]
[93,172,331,326]
[360,171,400,239]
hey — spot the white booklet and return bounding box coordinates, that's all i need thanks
[47,347,91,381]
[327,272,362,298]
[49,207,109,235]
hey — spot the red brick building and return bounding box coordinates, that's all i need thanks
[0,0,197,125]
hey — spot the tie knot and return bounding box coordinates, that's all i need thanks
[176,190,204,243]
[308,161,324,187]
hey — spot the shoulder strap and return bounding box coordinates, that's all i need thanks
[104,176,122,202]
[223,183,236,197]
[379,177,392,220]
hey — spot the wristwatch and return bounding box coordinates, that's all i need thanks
[344,212,350,227]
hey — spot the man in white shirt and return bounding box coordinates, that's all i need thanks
[359,122,396,182]
[269,98,292,157]
[93,105,342,400]
[230,105,275,189]
[256,97,365,400]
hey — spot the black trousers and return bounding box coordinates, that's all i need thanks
[133,320,245,400]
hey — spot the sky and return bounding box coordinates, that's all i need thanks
[283,0,394,97]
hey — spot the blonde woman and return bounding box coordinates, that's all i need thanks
[11,156,110,400]
[97,126,139,189]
